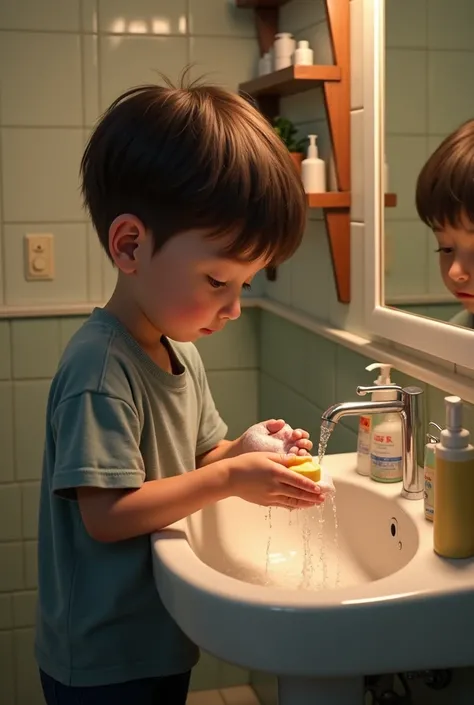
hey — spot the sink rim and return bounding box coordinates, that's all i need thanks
[152,453,474,610]
[151,452,474,676]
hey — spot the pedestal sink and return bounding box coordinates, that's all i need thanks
[151,453,474,705]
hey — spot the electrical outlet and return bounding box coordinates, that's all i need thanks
[24,233,54,281]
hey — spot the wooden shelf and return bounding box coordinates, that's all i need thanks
[235,0,289,6]
[238,0,351,303]
[385,193,397,207]
[240,65,341,98]
[308,192,351,208]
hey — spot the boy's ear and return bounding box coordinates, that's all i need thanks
[108,214,147,273]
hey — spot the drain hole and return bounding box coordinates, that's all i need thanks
[390,517,398,537]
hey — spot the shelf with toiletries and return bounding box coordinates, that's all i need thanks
[237,0,353,302]
[240,64,341,98]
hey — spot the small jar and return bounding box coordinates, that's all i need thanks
[294,40,313,66]
[258,52,272,76]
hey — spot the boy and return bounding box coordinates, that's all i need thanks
[416,119,474,328]
[35,78,324,705]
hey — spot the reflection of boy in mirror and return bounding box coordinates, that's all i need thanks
[416,119,474,328]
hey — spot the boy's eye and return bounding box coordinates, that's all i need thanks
[207,276,226,289]
[435,247,454,255]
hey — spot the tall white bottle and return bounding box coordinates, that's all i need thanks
[357,362,398,476]
[301,135,326,193]
[370,364,403,483]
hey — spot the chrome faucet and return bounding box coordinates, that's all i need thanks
[322,385,425,500]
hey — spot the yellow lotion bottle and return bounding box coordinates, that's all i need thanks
[434,396,474,559]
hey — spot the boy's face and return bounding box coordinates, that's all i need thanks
[434,219,474,313]
[132,228,267,342]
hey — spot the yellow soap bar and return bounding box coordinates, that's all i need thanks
[288,456,321,483]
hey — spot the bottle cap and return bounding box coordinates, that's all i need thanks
[440,396,470,449]
[307,134,318,158]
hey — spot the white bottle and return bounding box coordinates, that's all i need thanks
[301,135,326,193]
[258,52,272,76]
[294,40,313,65]
[357,362,397,476]
[369,364,403,483]
[273,32,295,70]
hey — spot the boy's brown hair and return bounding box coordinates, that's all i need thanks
[416,118,474,229]
[80,74,307,266]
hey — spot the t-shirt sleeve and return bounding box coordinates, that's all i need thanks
[51,391,145,499]
[196,368,228,457]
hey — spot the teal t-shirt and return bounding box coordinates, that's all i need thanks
[35,308,228,686]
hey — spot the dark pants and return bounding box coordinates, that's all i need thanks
[39,669,191,705]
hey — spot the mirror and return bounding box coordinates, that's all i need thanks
[383,0,474,330]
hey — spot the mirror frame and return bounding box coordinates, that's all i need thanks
[363,0,474,370]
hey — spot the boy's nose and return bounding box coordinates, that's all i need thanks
[220,296,241,321]
[449,260,470,282]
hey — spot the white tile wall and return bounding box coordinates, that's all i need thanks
[2,129,85,222]
[385,49,427,134]
[189,37,259,91]
[0,0,260,311]
[98,0,188,35]
[385,0,427,49]
[99,35,188,109]
[0,33,83,127]
[188,0,255,37]
[0,0,80,32]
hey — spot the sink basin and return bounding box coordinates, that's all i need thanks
[152,453,474,704]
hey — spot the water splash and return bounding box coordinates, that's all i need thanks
[330,495,341,587]
[299,512,314,589]
[318,419,333,464]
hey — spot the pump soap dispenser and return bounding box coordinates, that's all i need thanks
[434,396,474,559]
[356,363,401,477]
[301,135,326,194]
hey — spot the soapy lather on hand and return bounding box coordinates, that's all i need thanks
[239,419,335,498]
[239,418,313,456]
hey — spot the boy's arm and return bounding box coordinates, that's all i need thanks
[196,439,240,467]
[77,462,230,542]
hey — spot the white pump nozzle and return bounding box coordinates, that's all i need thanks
[365,362,393,386]
[440,395,470,450]
[307,134,318,159]
[445,396,462,432]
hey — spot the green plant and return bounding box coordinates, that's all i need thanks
[272,116,307,153]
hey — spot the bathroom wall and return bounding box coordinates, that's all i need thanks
[384,0,474,308]
[0,1,261,703]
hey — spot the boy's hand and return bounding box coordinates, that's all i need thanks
[238,419,313,456]
[227,452,324,509]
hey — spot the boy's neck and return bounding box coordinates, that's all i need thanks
[105,281,173,373]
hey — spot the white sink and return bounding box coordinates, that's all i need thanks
[152,453,474,705]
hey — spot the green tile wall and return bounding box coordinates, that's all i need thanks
[259,311,474,444]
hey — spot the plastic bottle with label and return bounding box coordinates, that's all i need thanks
[434,396,474,558]
[357,363,398,476]
[369,364,403,483]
